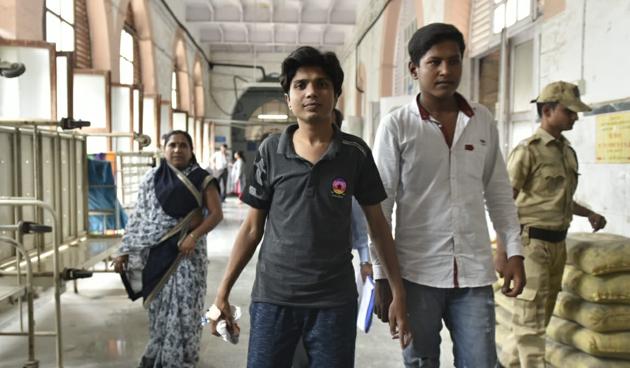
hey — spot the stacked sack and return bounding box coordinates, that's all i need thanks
[546,232,630,367]
[492,244,516,365]
[494,286,512,365]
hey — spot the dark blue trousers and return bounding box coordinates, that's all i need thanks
[247,301,358,368]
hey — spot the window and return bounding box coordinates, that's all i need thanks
[45,0,75,51]
[119,29,135,85]
[492,0,531,33]
[511,40,534,113]
[119,4,141,85]
[171,71,178,109]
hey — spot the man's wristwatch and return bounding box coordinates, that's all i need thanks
[360,261,371,266]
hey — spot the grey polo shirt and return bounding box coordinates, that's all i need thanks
[242,123,387,307]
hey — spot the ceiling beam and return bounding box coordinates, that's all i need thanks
[322,0,339,46]
[236,0,244,22]
[205,0,215,22]
[198,40,345,47]
[328,0,338,24]
[218,24,224,43]
[186,19,355,27]
[296,3,302,45]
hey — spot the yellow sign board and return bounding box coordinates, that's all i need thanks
[595,112,630,163]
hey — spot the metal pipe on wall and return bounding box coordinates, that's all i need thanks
[497,28,511,158]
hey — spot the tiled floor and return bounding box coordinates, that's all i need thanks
[0,198,455,367]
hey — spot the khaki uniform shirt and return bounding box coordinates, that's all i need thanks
[507,127,578,231]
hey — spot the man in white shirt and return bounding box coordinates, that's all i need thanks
[371,23,525,367]
[210,144,229,202]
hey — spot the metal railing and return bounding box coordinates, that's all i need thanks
[0,120,157,367]
[0,198,62,367]
[116,151,159,211]
[0,233,37,367]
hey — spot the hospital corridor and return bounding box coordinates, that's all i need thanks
[1,0,630,367]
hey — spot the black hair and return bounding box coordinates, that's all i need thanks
[162,130,197,164]
[235,150,245,163]
[221,143,228,149]
[536,102,559,118]
[333,108,344,129]
[163,130,193,150]
[280,46,344,98]
[408,23,465,64]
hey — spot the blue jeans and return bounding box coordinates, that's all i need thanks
[403,281,496,368]
[247,301,357,368]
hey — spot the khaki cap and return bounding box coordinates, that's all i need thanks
[530,81,592,112]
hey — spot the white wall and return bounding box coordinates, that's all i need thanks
[539,1,584,90]
[423,0,446,24]
[565,115,630,237]
[340,0,388,144]
[539,0,630,237]
[582,0,630,104]
[539,0,630,103]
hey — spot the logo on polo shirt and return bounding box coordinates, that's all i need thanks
[331,178,347,198]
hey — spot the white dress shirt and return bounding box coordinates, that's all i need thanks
[211,150,228,171]
[371,94,522,288]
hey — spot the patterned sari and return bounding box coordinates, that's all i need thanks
[119,159,217,368]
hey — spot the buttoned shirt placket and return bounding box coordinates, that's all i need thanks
[422,110,472,287]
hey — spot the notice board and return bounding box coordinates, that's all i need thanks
[595,111,630,163]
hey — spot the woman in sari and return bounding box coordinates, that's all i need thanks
[113,130,223,368]
[230,150,245,198]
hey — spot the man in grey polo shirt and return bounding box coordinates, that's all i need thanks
[210,46,410,368]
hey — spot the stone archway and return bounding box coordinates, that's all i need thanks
[173,33,191,113]
[97,0,158,93]
[379,0,403,98]
[193,55,204,118]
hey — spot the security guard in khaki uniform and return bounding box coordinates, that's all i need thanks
[497,81,607,367]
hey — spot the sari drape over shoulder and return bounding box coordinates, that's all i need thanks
[120,159,215,305]
[118,159,219,368]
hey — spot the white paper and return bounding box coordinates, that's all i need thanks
[356,276,375,333]
[355,264,364,300]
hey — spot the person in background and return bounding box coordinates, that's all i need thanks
[210,143,230,202]
[498,81,607,367]
[113,130,223,368]
[371,23,525,367]
[209,46,410,368]
[333,108,373,281]
[231,150,246,199]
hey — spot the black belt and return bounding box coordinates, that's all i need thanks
[521,226,567,242]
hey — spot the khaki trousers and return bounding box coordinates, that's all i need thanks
[501,231,566,368]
